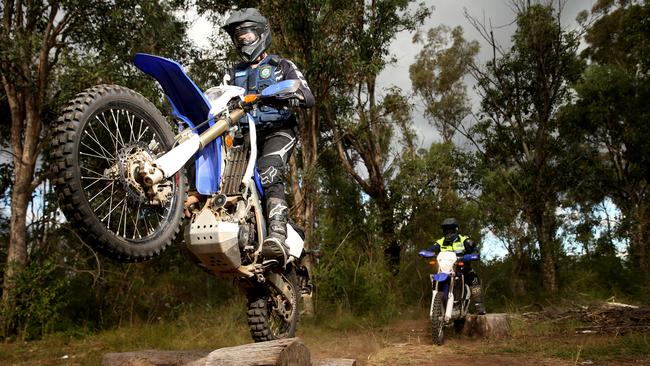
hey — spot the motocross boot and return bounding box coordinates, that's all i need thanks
[470,283,486,315]
[262,197,290,265]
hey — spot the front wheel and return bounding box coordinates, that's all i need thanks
[431,292,445,345]
[246,270,299,342]
[52,85,186,262]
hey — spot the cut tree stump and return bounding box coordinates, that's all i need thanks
[102,338,357,366]
[461,313,511,339]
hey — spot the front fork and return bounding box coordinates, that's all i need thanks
[430,274,455,322]
[141,109,245,187]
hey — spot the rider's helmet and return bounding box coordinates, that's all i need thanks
[222,8,272,63]
[441,218,459,239]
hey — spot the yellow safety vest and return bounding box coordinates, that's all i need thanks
[436,235,468,253]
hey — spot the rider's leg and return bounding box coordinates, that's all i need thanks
[257,126,296,264]
[465,269,486,315]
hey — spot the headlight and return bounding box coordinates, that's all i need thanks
[437,251,457,273]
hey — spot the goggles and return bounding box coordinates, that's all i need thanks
[233,26,259,47]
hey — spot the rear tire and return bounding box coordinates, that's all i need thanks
[52,84,186,262]
[431,292,445,345]
[247,269,299,342]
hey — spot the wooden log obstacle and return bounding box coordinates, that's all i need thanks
[102,338,356,366]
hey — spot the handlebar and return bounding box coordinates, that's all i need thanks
[417,250,481,262]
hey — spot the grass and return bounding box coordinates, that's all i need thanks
[0,298,252,365]
[449,315,650,364]
[0,304,648,365]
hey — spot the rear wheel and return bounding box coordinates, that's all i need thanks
[431,292,445,345]
[52,84,186,262]
[247,269,299,342]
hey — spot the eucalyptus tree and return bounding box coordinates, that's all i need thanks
[470,2,583,293]
[410,25,479,144]
[562,0,650,281]
[0,0,191,332]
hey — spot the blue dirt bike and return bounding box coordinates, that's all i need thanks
[418,250,480,345]
[52,54,310,342]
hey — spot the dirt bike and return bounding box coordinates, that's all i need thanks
[418,249,480,345]
[52,53,311,342]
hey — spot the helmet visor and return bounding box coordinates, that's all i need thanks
[233,26,260,47]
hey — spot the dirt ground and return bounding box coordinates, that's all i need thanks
[304,317,648,366]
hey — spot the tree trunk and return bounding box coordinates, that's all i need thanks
[625,201,650,281]
[532,210,558,294]
[2,81,41,334]
[377,196,399,272]
[288,108,320,316]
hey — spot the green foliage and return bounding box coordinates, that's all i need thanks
[471,2,584,293]
[560,0,650,279]
[410,25,479,142]
[6,260,67,340]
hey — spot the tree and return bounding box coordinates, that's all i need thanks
[562,0,650,281]
[323,0,429,271]
[410,25,479,143]
[0,0,191,333]
[409,25,478,208]
[470,2,583,293]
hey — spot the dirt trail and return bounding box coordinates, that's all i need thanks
[304,318,635,366]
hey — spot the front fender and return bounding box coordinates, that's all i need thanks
[432,272,449,282]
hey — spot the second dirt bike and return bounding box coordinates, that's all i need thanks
[418,250,480,345]
[52,54,311,342]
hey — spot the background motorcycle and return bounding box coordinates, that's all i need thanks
[51,53,310,342]
[418,249,480,345]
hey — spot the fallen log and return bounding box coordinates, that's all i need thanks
[102,338,357,366]
[102,350,210,366]
[187,338,310,366]
[461,313,510,339]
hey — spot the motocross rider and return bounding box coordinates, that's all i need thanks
[222,8,314,266]
[428,218,486,315]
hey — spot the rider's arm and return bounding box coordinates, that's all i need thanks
[279,59,315,108]
[427,243,441,254]
[463,238,478,254]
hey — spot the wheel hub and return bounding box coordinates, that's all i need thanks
[117,142,150,203]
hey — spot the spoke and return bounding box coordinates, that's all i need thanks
[142,210,150,236]
[83,176,114,191]
[107,180,116,227]
[111,109,126,148]
[88,181,114,203]
[122,200,129,237]
[132,201,142,239]
[96,114,121,154]
[93,192,114,213]
[80,150,114,162]
[80,165,108,178]
[80,138,114,162]
[87,123,117,160]
[84,123,115,159]
[138,126,150,141]
[117,198,127,236]
[101,198,124,223]
[137,117,144,142]
[144,212,155,236]
[127,110,136,143]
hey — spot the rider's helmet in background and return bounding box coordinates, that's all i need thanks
[441,218,459,240]
[222,8,272,63]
